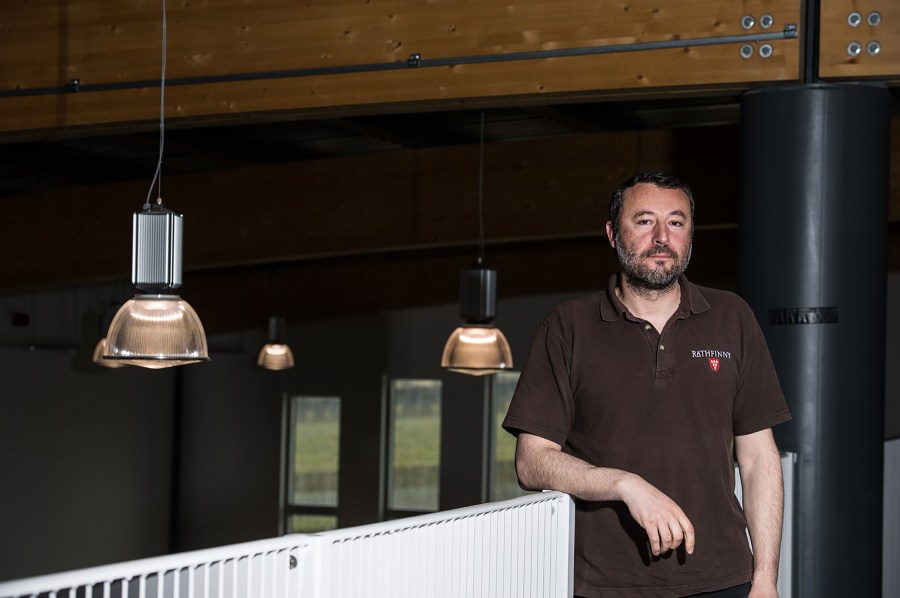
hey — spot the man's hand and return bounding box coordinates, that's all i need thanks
[618,475,695,556]
[515,433,695,557]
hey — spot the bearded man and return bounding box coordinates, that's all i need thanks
[503,171,791,598]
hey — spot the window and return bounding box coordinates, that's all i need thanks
[385,378,442,516]
[489,371,531,501]
[284,396,341,533]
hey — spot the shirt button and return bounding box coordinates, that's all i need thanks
[644,324,652,330]
[660,344,665,351]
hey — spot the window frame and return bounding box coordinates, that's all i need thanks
[382,377,443,520]
[281,394,342,534]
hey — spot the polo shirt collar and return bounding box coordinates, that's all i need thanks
[599,273,710,322]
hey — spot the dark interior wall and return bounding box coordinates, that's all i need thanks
[175,338,284,552]
[0,346,176,581]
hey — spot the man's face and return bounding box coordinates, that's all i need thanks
[606,183,693,291]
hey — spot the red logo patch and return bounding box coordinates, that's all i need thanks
[708,358,720,372]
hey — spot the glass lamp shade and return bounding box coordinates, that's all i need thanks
[440,325,513,376]
[92,338,127,368]
[104,294,210,369]
[257,343,295,370]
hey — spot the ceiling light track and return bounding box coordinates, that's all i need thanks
[1,26,797,100]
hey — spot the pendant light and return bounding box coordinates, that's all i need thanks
[258,316,295,370]
[92,304,127,368]
[441,113,513,376]
[103,0,209,369]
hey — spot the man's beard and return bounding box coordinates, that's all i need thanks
[615,235,692,292]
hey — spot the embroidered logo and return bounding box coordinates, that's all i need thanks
[691,349,731,372]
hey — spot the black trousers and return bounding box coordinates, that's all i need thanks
[576,582,752,598]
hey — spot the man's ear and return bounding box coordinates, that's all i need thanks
[605,221,616,248]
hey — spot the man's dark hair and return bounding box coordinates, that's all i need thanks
[608,171,695,239]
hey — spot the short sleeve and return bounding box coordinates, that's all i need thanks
[502,321,576,447]
[732,305,792,436]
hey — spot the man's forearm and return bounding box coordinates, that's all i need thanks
[740,449,784,590]
[516,437,630,501]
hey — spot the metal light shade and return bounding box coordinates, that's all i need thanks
[442,266,513,375]
[104,294,210,369]
[258,316,294,370]
[92,337,126,368]
[257,343,295,370]
[441,325,513,375]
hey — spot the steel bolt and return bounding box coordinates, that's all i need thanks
[760,14,774,29]
[847,41,862,57]
[740,44,754,59]
[867,12,882,27]
[759,44,773,59]
[741,15,755,30]
[848,12,862,27]
[867,41,881,56]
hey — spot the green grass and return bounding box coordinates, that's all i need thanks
[391,415,440,468]
[294,419,340,474]
[293,415,441,474]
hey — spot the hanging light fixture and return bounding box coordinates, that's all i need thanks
[92,304,127,369]
[258,316,295,370]
[441,112,513,376]
[103,0,209,369]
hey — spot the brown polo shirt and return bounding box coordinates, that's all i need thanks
[503,274,791,598]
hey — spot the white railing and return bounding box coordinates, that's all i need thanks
[0,535,314,598]
[885,438,900,598]
[0,491,574,598]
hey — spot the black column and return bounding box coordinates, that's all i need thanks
[739,83,889,597]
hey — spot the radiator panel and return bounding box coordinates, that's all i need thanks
[0,492,573,598]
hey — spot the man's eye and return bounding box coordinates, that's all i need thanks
[670,221,684,227]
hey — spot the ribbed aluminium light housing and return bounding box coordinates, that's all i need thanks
[132,204,182,293]
[104,203,210,369]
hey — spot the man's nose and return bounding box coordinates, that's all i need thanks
[653,222,669,244]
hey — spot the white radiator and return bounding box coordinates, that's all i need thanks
[886,437,900,598]
[0,535,314,598]
[0,491,574,598]
[313,492,574,598]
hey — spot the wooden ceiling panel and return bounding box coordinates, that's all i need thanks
[1,0,802,137]
[819,0,900,80]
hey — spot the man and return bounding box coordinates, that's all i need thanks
[503,172,791,598]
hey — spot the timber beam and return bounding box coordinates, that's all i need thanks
[2,0,804,138]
